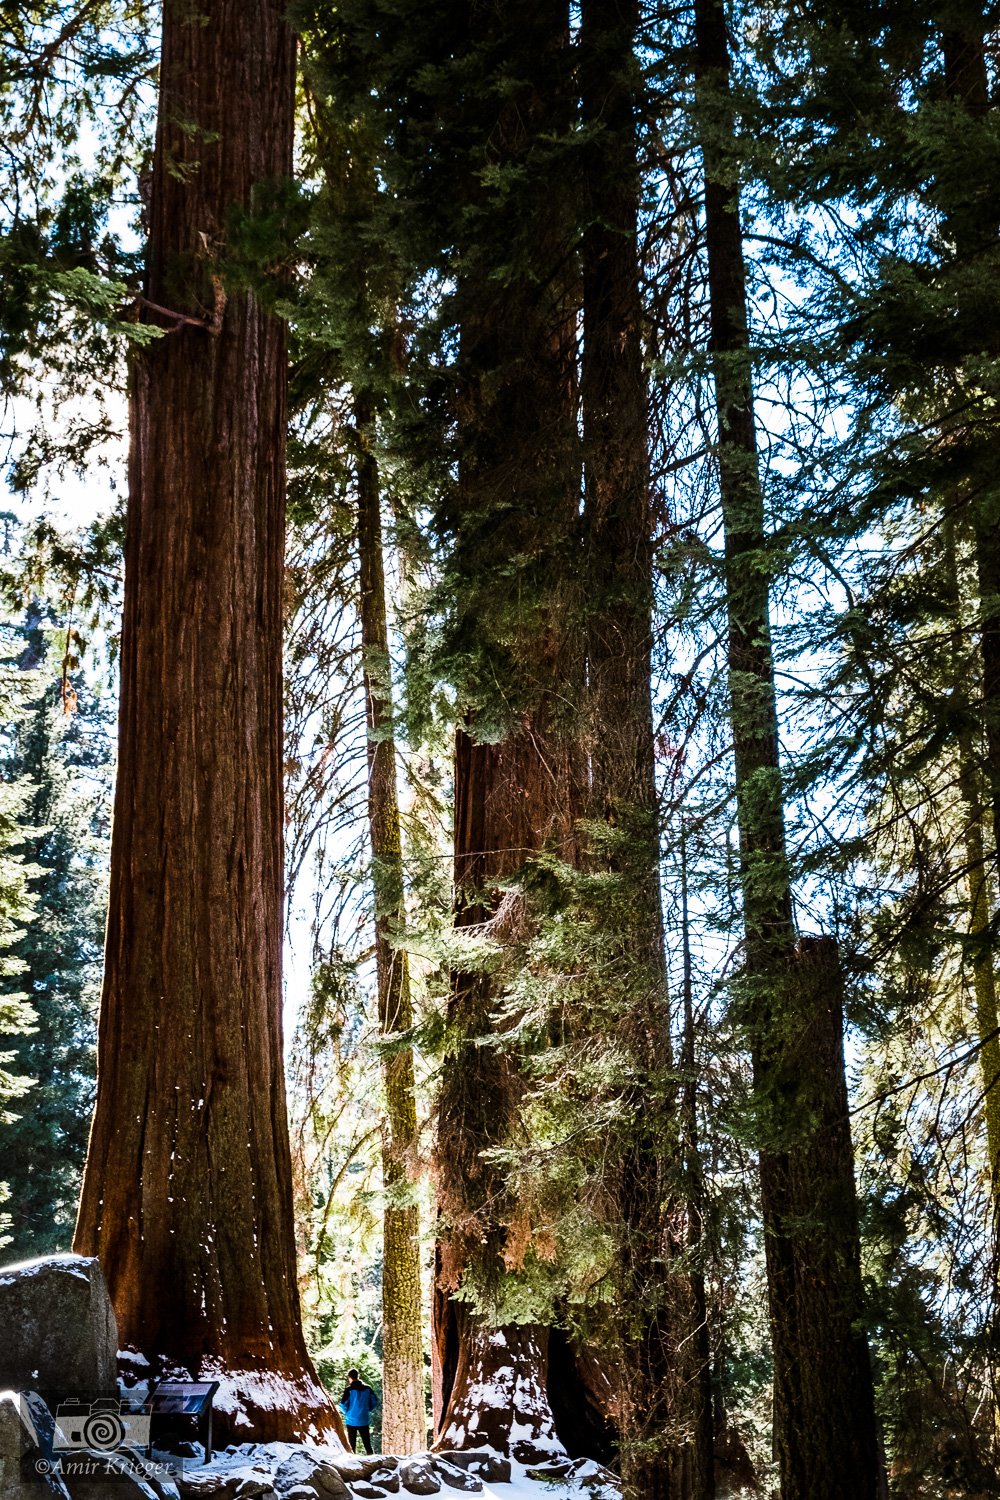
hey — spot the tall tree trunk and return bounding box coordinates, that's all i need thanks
[431,0,582,1459]
[579,0,713,1493]
[943,513,1000,1204]
[434,722,578,1460]
[356,392,427,1453]
[958,766,1000,1194]
[678,828,717,1500]
[435,1310,564,1457]
[693,1,881,1495]
[74,0,340,1444]
[941,20,1000,866]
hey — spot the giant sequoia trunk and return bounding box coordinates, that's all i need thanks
[693,1,881,1495]
[431,0,583,1454]
[580,0,712,1493]
[74,0,340,1444]
[356,393,427,1453]
[434,724,578,1458]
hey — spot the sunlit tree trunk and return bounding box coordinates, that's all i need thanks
[580,0,713,1492]
[943,514,1000,1203]
[941,21,1000,872]
[356,392,427,1453]
[430,0,582,1459]
[693,0,881,1493]
[74,0,341,1444]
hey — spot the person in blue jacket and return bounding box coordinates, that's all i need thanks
[339,1368,379,1454]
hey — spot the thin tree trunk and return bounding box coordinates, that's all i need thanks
[959,773,1000,1192]
[356,391,426,1453]
[579,0,713,1492]
[940,16,1000,1234]
[941,22,1000,866]
[943,514,1000,1202]
[679,828,718,1500]
[74,0,340,1444]
[693,1,881,1494]
[939,16,1000,1462]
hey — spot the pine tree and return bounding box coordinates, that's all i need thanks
[284,27,429,1444]
[1,602,109,1259]
[0,629,38,1247]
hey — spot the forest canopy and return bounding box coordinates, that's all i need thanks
[1,2,999,1498]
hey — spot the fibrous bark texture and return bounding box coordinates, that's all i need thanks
[431,0,583,1457]
[356,394,427,1453]
[74,0,340,1445]
[580,0,712,1492]
[435,1313,563,1462]
[694,0,881,1493]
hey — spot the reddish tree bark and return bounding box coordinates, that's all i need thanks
[74,0,342,1445]
[693,1,881,1493]
[580,0,713,1492]
[429,0,585,1458]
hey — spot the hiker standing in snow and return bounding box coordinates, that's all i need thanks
[339,1368,379,1454]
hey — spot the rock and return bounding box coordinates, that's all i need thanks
[367,1470,399,1495]
[115,1449,181,1500]
[352,1488,386,1499]
[54,1448,160,1500]
[176,1466,276,1500]
[234,1478,273,1499]
[524,1459,574,1481]
[273,1453,347,1500]
[397,1459,440,1496]
[325,1456,387,1482]
[512,1439,563,1467]
[0,1256,117,1400]
[431,1455,508,1486]
[0,1390,71,1500]
[175,1470,240,1500]
[428,1459,480,1494]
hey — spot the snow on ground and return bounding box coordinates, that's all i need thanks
[156,1439,620,1500]
[480,1460,607,1498]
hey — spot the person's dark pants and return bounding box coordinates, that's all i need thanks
[347,1425,373,1455]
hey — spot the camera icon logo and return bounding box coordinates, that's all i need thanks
[53,1398,152,1453]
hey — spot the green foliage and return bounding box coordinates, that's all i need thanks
[1,4,155,489]
[0,599,112,1256]
[0,630,38,1246]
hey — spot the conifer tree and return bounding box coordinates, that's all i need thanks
[286,26,428,1442]
[356,391,427,1452]
[692,1,881,1493]
[431,0,583,1450]
[73,0,340,1440]
[1,602,108,1259]
[579,0,713,1491]
[940,513,1000,1203]
[0,635,38,1247]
